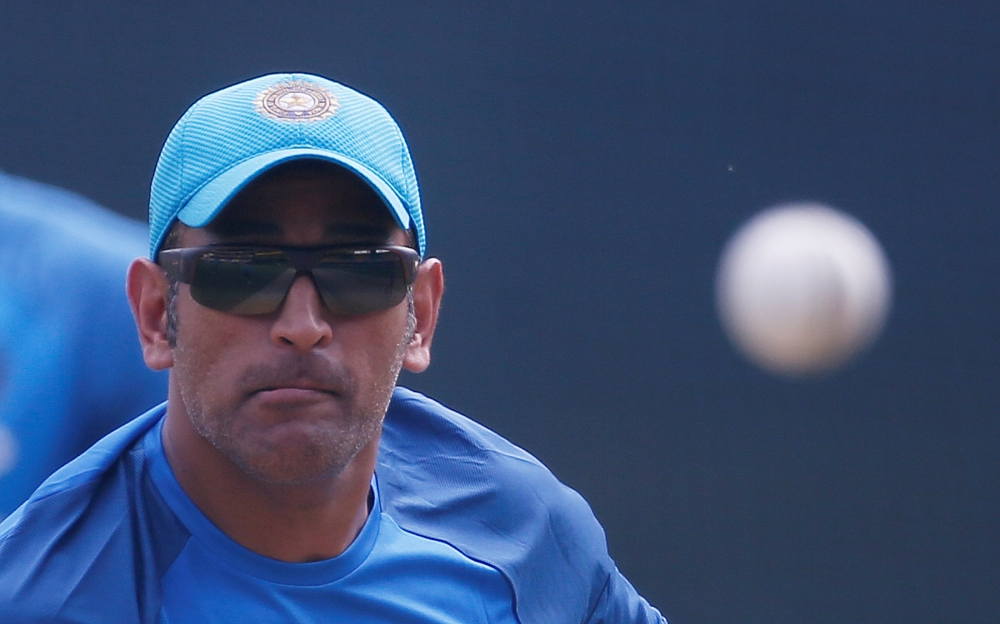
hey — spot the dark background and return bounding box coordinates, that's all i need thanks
[2,2,997,622]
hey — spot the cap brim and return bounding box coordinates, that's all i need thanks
[177,147,411,233]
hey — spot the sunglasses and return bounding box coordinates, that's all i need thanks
[158,244,420,316]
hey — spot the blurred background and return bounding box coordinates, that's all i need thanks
[1,2,997,621]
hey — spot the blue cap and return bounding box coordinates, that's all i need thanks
[148,73,424,258]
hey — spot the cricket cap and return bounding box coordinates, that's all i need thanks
[148,73,424,258]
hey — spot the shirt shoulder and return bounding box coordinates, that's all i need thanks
[0,406,184,624]
[0,169,147,309]
[379,388,615,623]
[0,169,149,265]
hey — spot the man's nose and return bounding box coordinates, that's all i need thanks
[270,274,333,351]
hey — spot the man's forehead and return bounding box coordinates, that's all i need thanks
[209,161,398,234]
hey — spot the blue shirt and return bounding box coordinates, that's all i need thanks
[0,387,666,623]
[0,171,168,517]
[146,416,517,623]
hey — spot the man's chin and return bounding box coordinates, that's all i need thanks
[231,451,350,486]
[220,423,367,486]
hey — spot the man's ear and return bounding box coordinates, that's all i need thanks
[402,258,444,373]
[126,258,175,371]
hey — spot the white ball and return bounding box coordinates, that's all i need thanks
[716,202,892,375]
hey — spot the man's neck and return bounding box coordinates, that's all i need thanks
[161,402,377,563]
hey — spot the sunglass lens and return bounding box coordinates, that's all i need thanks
[190,249,294,314]
[312,253,409,315]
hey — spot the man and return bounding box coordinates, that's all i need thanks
[0,74,666,623]
[0,170,167,518]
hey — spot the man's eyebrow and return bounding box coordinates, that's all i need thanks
[208,219,281,238]
[325,222,396,240]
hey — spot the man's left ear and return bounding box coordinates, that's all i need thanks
[402,258,444,373]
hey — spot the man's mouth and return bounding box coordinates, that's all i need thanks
[253,383,336,403]
[238,356,352,404]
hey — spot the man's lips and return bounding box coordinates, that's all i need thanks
[238,356,353,405]
[251,384,338,404]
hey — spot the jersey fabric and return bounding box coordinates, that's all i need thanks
[149,416,517,623]
[0,170,168,517]
[0,387,666,623]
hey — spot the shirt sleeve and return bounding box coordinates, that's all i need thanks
[584,566,668,624]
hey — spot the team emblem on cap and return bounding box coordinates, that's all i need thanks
[255,81,339,122]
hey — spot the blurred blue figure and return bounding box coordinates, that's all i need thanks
[0,170,167,517]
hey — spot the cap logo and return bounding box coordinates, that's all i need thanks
[255,81,339,122]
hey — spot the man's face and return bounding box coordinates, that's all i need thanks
[167,163,414,485]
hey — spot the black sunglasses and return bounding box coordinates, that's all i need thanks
[158,245,420,316]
